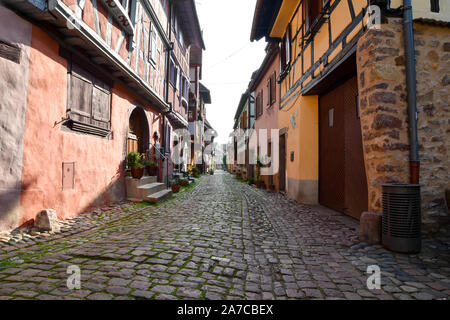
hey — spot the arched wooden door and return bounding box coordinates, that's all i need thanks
[127,107,149,155]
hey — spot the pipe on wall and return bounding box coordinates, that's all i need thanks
[402,0,420,184]
[162,0,174,188]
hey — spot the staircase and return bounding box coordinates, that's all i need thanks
[126,176,172,203]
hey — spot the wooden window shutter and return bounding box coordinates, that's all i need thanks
[280,39,286,70]
[91,85,111,129]
[68,71,92,124]
[285,27,291,66]
[256,93,260,118]
[260,90,263,115]
[270,72,276,105]
[266,79,271,106]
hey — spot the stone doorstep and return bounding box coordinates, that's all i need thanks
[146,189,173,203]
[137,182,166,198]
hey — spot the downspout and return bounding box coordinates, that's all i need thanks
[403,0,420,184]
[163,0,174,188]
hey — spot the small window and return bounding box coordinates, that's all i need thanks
[169,60,177,86]
[148,23,157,64]
[304,0,325,35]
[328,108,334,127]
[280,27,291,72]
[431,0,440,13]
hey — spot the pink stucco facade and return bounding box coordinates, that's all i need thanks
[17,25,164,227]
[253,49,280,190]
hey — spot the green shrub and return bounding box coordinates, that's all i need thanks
[145,161,156,166]
[127,151,141,167]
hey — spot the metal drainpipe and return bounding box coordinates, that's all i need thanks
[403,0,420,184]
[163,1,173,189]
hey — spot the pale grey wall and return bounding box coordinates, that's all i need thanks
[0,5,32,231]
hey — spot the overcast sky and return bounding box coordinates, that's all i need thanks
[194,0,266,145]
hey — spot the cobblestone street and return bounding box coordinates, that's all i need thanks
[0,171,449,300]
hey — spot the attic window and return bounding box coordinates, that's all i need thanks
[431,0,440,13]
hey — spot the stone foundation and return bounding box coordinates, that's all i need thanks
[357,18,450,235]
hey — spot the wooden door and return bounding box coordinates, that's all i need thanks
[279,134,286,191]
[319,75,368,219]
[343,76,368,219]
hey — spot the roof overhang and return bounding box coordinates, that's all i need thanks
[3,0,170,113]
[234,91,250,120]
[250,0,283,41]
[249,43,279,91]
[174,0,205,50]
[167,110,189,129]
[270,0,301,39]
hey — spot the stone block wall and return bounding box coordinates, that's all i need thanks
[357,17,449,235]
[414,22,450,233]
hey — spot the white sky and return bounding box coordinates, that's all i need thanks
[194,0,267,145]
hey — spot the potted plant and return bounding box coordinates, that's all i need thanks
[171,177,181,193]
[180,179,189,187]
[247,177,255,185]
[127,151,144,179]
[209,169,214,175]
[145,160,157,176]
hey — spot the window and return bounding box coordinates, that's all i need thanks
[169,60,177,87]
[304,0,325,35]
[148,23,157,64]
[431,0,440,13]
[280,27,291,72]
[67,63,111,136]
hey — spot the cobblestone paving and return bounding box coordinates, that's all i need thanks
[0,171,449,300]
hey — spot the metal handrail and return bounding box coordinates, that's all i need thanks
[149,142,166,160]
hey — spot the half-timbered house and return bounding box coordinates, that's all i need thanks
[250,0,449,234]
[0,0,205,232]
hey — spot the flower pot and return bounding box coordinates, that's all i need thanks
[131,166,144,179]
[171,184,181,193]
[146,165,157,176]
[180,180,189,187]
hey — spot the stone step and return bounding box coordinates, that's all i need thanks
[126,176,158,201]
[146,189,173,203]
[137,182,166,198]
[126,175,157,187]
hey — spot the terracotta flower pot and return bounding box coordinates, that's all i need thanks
[171,185,180,193]
[146,165,157,176]
[180,180,189,187]
[131,166,144,179]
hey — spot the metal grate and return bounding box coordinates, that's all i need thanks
[382,184,421,253]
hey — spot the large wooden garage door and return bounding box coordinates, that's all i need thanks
[319,75,368,219]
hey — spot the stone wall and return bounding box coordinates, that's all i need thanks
[357,17,449,235]
[414,22,450,233]
[0,6,32,232]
